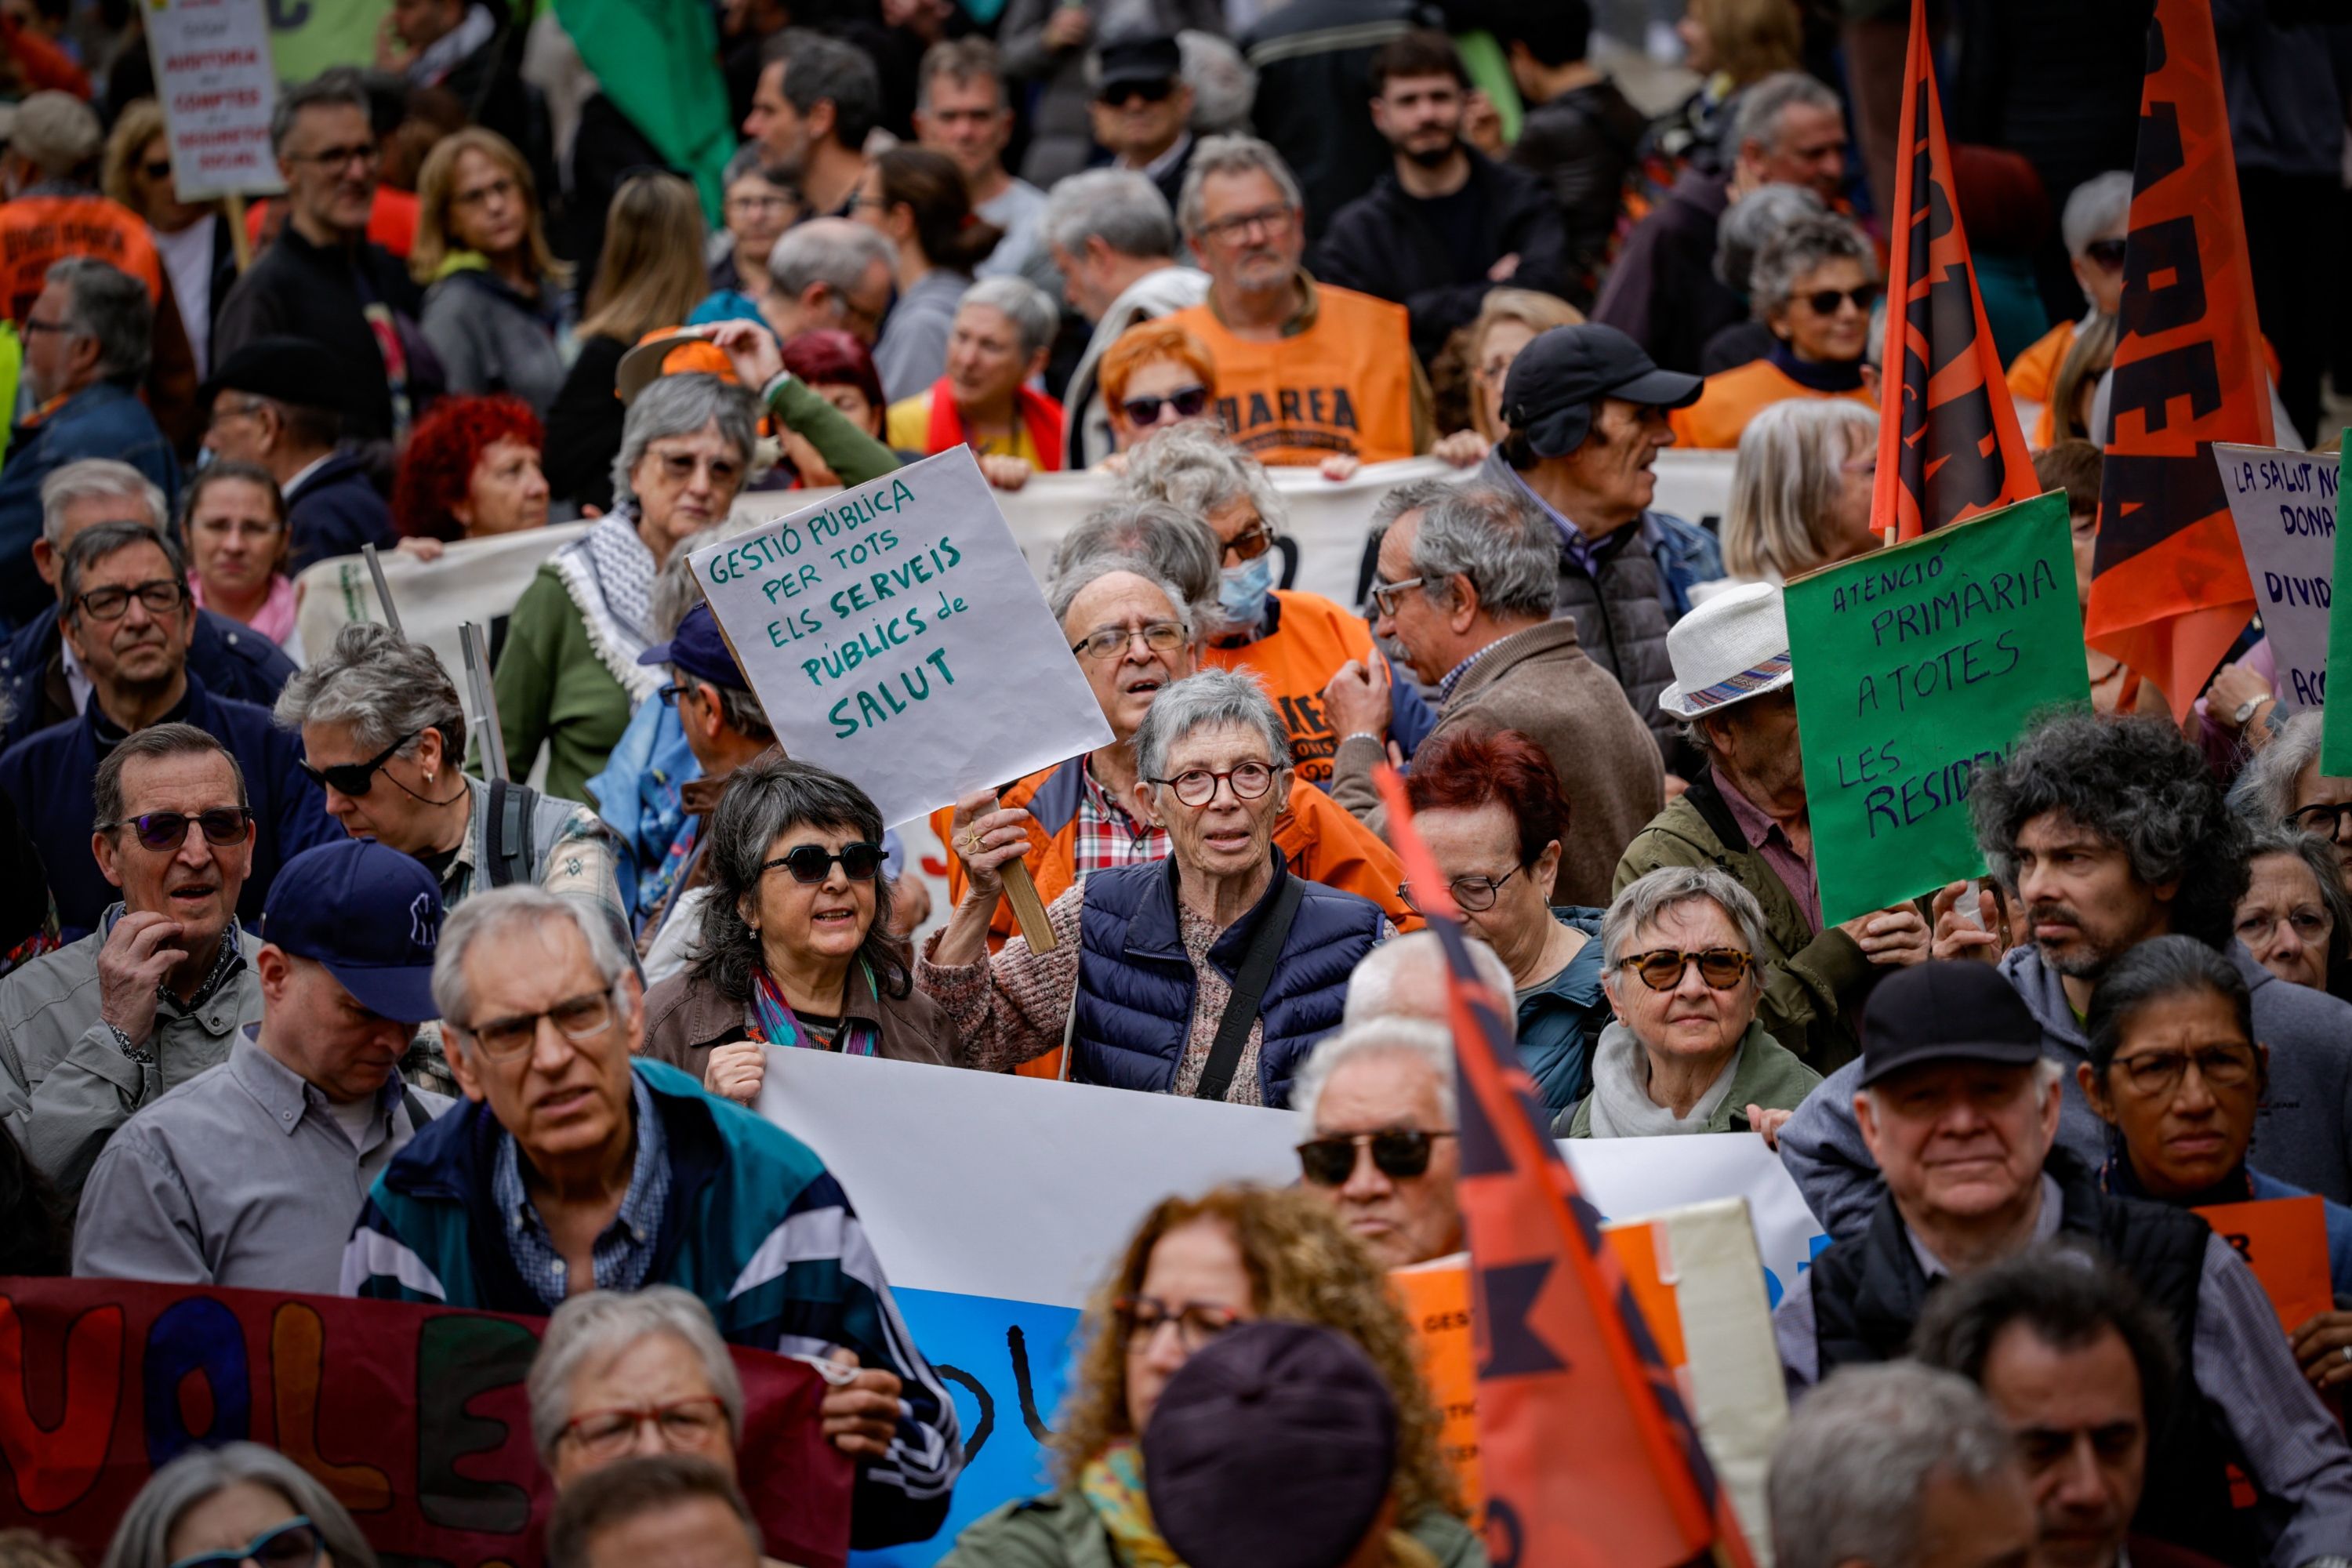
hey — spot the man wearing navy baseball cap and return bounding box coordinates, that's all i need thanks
[1474,321,1724,768]
[74,837,452,1291]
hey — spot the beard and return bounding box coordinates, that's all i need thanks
[1401,135,1459,170]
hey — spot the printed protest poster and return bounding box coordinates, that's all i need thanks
[691,448,1111,827]
[2194,1196,2334,1332]
[145,0,284,201]
[0,1280,851,1568]
[1787,490,2092,926]
[2216,443,2333,712]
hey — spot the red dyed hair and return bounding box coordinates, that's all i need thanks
[782,329,886,430]
[1403,728,1571,864]
[394,395,546,542]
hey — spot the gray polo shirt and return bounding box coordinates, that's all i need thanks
[72,1028,452,1293]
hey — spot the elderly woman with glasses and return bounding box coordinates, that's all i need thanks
[2082,937,2352,1396]
[938,1184,1479,1567]
[2233,711,2352,898]
[2235,826,2352,997]
[924,661,1389,1107]
[1670,211,1879,451]
[642,755,961,1106]
[1563,865,1819,1138]
[531,1287,751,1490]
[100,1442,378,1568]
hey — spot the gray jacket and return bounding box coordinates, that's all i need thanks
[419,268,569,417]
[0,919,264,1196]
[1779,942,2352,1238]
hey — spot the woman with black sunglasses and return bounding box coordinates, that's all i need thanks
[1562,865,1819,1138]
[642,753,961,1103]
[101,1441,377,1568]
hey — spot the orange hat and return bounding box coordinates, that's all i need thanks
[615,326,739,405]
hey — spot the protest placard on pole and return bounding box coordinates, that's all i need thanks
[2216,442,2334,712]
[690,448,1112,944]
[1787,490,2092,927]
[144,0,284,205]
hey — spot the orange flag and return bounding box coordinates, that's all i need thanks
[1374,768,1755,1568]
[2082,0,2269,717]
[1872,0,2038,542]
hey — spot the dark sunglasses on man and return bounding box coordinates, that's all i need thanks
[1296,1127,1455,1186]
[1098,78,1174,107]
[763,841,884,884]
[103,808,254,852]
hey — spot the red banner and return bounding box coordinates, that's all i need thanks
[1372,771,1755,1568]
[1872,0,2038,542]
[2082,0,2269,716]
[0,1279,853,1568]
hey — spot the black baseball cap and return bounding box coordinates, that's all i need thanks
[1097,34,1182,92]
[1857,960,2047,1087]
[200,336,348,417]
[260,838,443,1023]
[1500,324,1703,458]
[637,602,746,692]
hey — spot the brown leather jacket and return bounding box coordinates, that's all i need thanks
[638,960,964,1085]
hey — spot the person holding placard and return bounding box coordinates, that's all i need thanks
[924,663,1387,1107]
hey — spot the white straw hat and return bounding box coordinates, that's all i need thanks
[1656,579,1794,720]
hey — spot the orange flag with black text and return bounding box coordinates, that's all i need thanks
[1374,768,1755,1568]
[1873,0,2038,542]
[2082,0,2269,717]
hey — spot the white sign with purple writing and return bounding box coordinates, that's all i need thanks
[144,0,282,201]
[2216,441,2336,712]
[691,446,1112,828]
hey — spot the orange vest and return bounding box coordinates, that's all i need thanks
[2006,320,2074,448]
[1667,356,1876,451]
[1202,590,1379,787]
[1170,282,1417,466]
[0,193,162,325]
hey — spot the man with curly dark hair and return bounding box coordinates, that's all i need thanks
[1778,712,2352,1239]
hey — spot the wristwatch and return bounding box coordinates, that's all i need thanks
[2231,695,2263,727]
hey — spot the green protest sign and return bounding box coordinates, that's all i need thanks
[2322,429,2352,774]
[1786,491,2091,926]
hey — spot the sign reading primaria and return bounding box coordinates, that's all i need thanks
[691,446,1111,827]
[1787,490,2091,926]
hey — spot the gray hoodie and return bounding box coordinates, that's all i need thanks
[1778,942,2352,1238]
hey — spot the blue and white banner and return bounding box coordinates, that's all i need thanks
[756,1049,1827,1566]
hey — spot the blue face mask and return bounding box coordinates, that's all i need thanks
[1218,554,1274,625]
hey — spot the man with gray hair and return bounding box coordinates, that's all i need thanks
[764,218,896,347]
[0,257,179,627]
[743,31,879,220]
[1769,1362,2035,1568]
[343,884,964,1548]
[2,456,297,750]
[915,38,1048,281]
[1042,169,1209,469]
[2007,171,2131,448]
[884,276,1062,488]
[1292,1015,1464,1268]
[1323,478,1662,907]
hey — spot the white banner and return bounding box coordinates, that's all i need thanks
[144,0,283,201]
[2216,441,2336,710]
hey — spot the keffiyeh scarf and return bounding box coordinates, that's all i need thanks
[550,509,665,705]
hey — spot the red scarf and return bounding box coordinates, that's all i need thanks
[922,376,1063,471]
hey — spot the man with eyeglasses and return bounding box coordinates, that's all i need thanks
[0,521,333,942]
[199,336,397,572]
[1775,959,2352,1567]
[1290,1018,1465,1268]
[0,724,263,1198]
[345,884,965,1549]
[72,837,450,1290]
[214,71,426,445]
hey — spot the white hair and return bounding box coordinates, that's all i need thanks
[1343,929,1515,1032]
[2062,171,2134,259]
[527,1287,745,1461]
[1291,1018,1457,1134]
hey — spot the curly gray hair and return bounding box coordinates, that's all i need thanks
[528,1287,746,1462]
[1750,210,1877,318]
[2227,709,2328,829]
[1054,499,1221,613]
[1600,866,1771,974]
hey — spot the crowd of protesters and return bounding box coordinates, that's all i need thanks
[0,0,2349,1565]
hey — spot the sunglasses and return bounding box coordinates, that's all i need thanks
[107,808,253,851]
[1800,284,1879,315]
[298,730,419,797]
[763,841,884,884]
[1120,385,1209,426]
[1617,948,1755,992]
[1296,1128,1455,1186]
[143,158,174,181]
[166,1518,323,1568]
[2083,238,2129,270]
[1098,78,1174,107]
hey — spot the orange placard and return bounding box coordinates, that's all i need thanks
[1606,1221,1690,1369]
[2194,1196,2334,1332]
[1393,1261,1482,1522]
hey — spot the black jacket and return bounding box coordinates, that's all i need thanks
[1512,78,1647,309]
[1809,1149,2256,1567]
[1588,167,1745,376]
[212,226,425,442]
[1313,147,1571,365]
[285,449,397,574]
[1243,0,1436,241]
[0,602,296,752]
[543,332,630,513]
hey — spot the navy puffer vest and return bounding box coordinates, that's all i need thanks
[1073,852,1385,1107]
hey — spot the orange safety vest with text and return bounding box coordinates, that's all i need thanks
[1170,282,1417,466]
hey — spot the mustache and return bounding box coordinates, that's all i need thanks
[2026,902,2079,927]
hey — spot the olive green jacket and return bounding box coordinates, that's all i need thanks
[1563,1018,1824,1136]
[936,1488,1486,1568]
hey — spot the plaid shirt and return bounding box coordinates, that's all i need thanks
[491,1073,670,1309]
[1069,756,1168,883]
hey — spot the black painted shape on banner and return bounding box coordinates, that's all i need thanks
[1007,1325,1054,1443]
[935,1364,996,1462]
[415,1315,539,1534]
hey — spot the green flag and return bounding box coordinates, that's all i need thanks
[551,0,733,223]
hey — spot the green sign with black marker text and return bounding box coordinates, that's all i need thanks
[1786,491,2092,926]
[2321,429,2352,774]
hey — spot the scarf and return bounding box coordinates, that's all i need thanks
[1583,1018,1751,1138]
[748,960,880,1056]
[1079,1439,1182,1568]
[187,572,299,648]
[1768,337,1867,393]
[921,376,1065,471]
[550,509,665,705]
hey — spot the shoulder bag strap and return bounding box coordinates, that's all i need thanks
[1192,874,1305,1102]
[401,1087,436,1130]
[486,779,535,888]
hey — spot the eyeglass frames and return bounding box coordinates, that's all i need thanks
[762,842,884,884]
[1295,1128,1456,1186]
[1617,948,1755,992]
[103,808,253,852]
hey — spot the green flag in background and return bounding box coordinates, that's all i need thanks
[267,0,390,84]
[551,0,734,223]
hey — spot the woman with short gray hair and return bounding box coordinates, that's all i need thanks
[641,754,961,1104]
[1563,865,1819,1138]
[528,1287,750,1487]
[922,665,1388,1108]
[884,274,1065,490]
[2230,710,2352,897]
[100,1442,379,1568]
[1671,209,1878,450]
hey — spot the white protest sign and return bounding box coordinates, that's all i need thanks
[2216,441,2336,710]
[143,0,284,201]
[690,448,1111,827]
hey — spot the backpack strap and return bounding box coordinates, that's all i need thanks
[485,778,537,888]
[401,1087,437,1131]
[1192,874,1305,1102]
